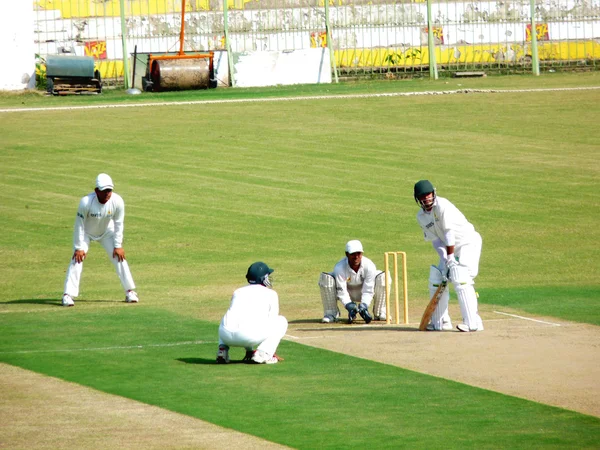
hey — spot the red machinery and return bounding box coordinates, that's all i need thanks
[142,0,215,92]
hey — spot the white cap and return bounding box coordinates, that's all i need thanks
[95,173,114,191]
[345,240,363,254]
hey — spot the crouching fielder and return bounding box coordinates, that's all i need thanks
[319,240,388,324]
[414,180,483,332]
[217,262,288,364]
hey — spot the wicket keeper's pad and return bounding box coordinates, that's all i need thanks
[319,272,338,316]
[419,277,448,331]
[372,271,388,319]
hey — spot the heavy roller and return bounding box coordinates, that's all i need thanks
[45,55,102,95]
[142,0,215,92]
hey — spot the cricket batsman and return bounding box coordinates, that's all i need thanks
[414,180,483,332]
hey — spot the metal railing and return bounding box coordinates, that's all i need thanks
[33,0,600,85]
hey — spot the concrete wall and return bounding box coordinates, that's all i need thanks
[0,2,35,90]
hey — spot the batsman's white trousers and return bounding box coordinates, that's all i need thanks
[218,315,288,357]
[63,231,136,297]
[455,231,483,280]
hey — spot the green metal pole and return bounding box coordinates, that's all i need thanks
[223,0,235,87]
[325,0,339,83]
[119,0,130,89]
[426,0,438,80]
[530,0,540,75]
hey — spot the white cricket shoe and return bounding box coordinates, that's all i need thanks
[456,323,484,332]
[321,312,340,323]
[125,290,139,303]
[375,314,388,321]
[426,320,453,331]
[62,294,74,307]
[442,319,453,331]
[251,350,279,364]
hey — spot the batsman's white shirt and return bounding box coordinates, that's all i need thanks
[333,256,377,306]
[73,192,125,251]
[416,196,476,249]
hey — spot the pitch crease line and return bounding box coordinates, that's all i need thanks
[493,311,561,326]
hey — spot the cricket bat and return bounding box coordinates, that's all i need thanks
[419,279,448,331]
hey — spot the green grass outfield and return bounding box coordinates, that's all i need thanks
[1,73,599,447]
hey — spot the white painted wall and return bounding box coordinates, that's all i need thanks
[233,48,332,87]
[0,2,35,90]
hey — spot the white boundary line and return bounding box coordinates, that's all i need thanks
[1,86,599,114]
[0,340,216,355]
[493,310,562,326]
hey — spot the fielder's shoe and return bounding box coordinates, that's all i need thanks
[62,294,74,307]
[125,290,139,303]
[358,303,373,324]
[216,345,230,364]
[321,312,340,323]
[375,313,387,321]
[251,350,278,364]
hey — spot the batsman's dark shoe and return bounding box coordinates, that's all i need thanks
[216,345,230,364]
[345,302,358,324]
[358,303,373,324]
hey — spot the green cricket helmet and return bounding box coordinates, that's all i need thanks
[246,261,274,287]
[414,179,436,211]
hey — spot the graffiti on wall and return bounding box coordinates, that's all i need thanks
[310,31,327,48]
[526,23,550,41]
[84,40,107,59]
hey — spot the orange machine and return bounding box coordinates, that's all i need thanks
[142,0,215,92]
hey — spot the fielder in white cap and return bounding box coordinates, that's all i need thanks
[318,240,388,324]
[61,173,138,306]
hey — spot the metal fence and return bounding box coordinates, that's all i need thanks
[33,0,600,84]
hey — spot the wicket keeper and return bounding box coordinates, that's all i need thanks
[318,240,388,324]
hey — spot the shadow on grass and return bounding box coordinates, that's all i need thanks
[177,357,252,365]
[295,325,418,332]
[1,298,62,306]
[1,298,127,306]
[288,318,323,324]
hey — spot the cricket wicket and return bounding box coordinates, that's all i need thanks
[384,251,409,325]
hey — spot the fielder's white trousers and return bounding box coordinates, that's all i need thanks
[63,231,136,298]
[218,315,288,357]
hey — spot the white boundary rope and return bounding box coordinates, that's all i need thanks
[1,86,599,114]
